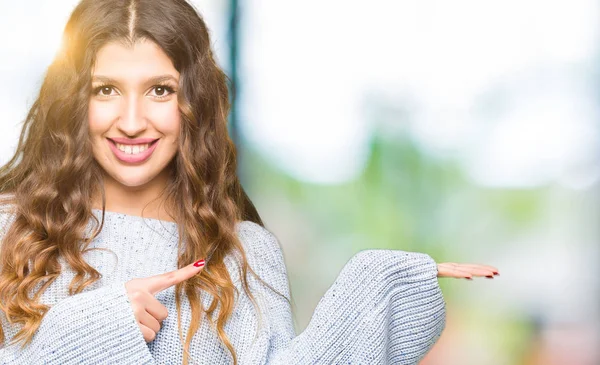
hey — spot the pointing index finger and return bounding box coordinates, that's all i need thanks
[147,259,205,295]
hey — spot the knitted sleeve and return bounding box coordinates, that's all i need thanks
[237,221,446,365]
[0,209,156,365]
[0,281,157,365]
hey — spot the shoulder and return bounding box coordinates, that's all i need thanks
[234,220,286,272]
[0,194,18,247]
[0,194,17,230]
[235,220,281,252]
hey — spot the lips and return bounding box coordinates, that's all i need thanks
[107,138,159,164]
[107,138,159,148]
[107,137,159,145]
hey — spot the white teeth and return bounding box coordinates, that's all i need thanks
[115,143,150,154]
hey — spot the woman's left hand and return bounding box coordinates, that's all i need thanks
[437,263,499,279]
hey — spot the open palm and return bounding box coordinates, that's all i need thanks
[437,263,499,279]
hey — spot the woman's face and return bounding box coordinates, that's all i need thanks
[88,39,180,191]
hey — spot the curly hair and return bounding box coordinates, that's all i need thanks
[0,1,286,364]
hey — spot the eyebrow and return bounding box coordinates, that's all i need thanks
[91,74,179,85]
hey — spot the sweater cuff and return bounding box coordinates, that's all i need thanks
[39,280,156,364]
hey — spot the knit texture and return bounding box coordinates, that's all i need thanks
[0,206,445,364]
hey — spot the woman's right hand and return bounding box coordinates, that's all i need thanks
[124,259,206,342]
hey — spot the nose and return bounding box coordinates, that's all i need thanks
[116,95,147,136]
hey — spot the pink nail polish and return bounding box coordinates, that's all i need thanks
[193,259,205,267]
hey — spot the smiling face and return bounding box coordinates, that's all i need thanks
[88,39,180,201]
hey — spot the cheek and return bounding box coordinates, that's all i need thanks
[88,100,119,132]
[148,102,180,136]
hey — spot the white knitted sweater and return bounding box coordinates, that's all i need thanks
[0,208,445,364]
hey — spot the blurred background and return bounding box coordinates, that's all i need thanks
[0,1,598,364]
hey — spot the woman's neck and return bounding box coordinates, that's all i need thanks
[92,171,176,223]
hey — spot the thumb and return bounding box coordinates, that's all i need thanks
[145,259,206,295]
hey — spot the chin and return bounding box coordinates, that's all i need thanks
[110,173,156,188]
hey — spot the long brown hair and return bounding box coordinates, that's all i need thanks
[0,0,285,363]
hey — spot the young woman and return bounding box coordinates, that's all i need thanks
[0,0,499,364]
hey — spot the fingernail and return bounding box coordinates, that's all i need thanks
[486,275,494,279]
[193,259,205,267]
[466,277,473,280]
[494,272,500,276]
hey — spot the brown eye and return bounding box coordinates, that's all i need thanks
[93,85,116,97]
[149,85,176,99]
